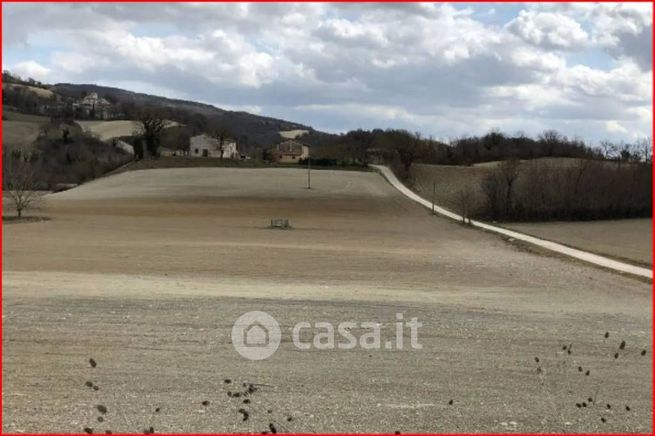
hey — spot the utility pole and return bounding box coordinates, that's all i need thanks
[431,180,436,215]
[307,148,311,189]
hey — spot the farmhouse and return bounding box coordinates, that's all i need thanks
[190,134,239,158]
[272,140,310,163]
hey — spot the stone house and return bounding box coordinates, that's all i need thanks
[272,140,310,163]
[189,134,239,158]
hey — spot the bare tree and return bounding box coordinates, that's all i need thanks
[538,130,563,156]
[600,140,618,160]
[3,150,43,218]
[455,183,477,225]
[138,109,167,158]
[636,137,652,163]
[209,120,232,159]
[498,158,520,217]
[384,130,426,177]
[481,171,502,220]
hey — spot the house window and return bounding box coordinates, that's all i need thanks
[194,148,199,154]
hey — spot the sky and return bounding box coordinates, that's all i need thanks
[3,2,652,144]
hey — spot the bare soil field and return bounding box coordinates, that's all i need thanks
[76,120,142,141]
[108,157,371,175]
[3,168,652,433]
[411,162,652,267]
[3,110,50,123]
[2,111,50,149]
[2,120,42,149]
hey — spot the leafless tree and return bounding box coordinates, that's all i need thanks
[3,150,43,218]
[636,137,652,163]
[455,183,477,225]
[600,140,618,160]
[137,109,167,158]
[210,121,232,159]
[539,130,564,156]
[384,130,426,177]
[498,159,520,217]
[481,171,503,220]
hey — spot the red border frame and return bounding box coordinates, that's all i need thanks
[0,1,653,435]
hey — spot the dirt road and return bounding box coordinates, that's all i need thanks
[3,168,652,433]
[372,165,651,278]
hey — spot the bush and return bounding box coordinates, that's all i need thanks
[33,128,132,187]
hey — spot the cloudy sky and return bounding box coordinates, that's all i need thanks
[3,2,652,144]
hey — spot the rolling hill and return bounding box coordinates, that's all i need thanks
[52,83,323,147]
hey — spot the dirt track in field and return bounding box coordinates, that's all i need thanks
[3,168,652,433]
[410,162,652,266]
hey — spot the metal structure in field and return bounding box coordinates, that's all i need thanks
[269,218,291,229]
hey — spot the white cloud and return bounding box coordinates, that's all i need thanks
[51,52,107,74]
[12,60,50,81]
[507,10,588,50]
[2,2,652,144]
[605,120,629,135]
[526,2,652,70]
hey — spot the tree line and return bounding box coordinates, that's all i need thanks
[471,158,652,222]
[308,128,651,168]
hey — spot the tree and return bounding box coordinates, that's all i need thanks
[160,126,191,156]
[62,126,71,143]
[138,109,167,158]
[498,159,520,217]
[3,150,43,218]
[539,130,563,156]
[132,137,145,160]
[636,137,652,163]
[344,129,375,165]
[455,183,477,225]
[600,140,618,160]
[383,129,426,177]
[481,171,502,220]
[209,120,232,158]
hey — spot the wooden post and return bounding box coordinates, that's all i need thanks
[431,180,436,215]
[307,150,311,189]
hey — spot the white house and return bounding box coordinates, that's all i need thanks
[190,134,238,158]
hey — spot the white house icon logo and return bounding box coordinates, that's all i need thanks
[231,311,281,360]
[244,321,269,347]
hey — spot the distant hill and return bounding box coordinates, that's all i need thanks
[52,83,323,148]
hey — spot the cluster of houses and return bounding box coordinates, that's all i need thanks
[73,92,114,120]
[38,91,120,120]
[159,136,309,162]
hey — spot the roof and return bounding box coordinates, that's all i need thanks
[275,140,309,156]
[80,92,111,107]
